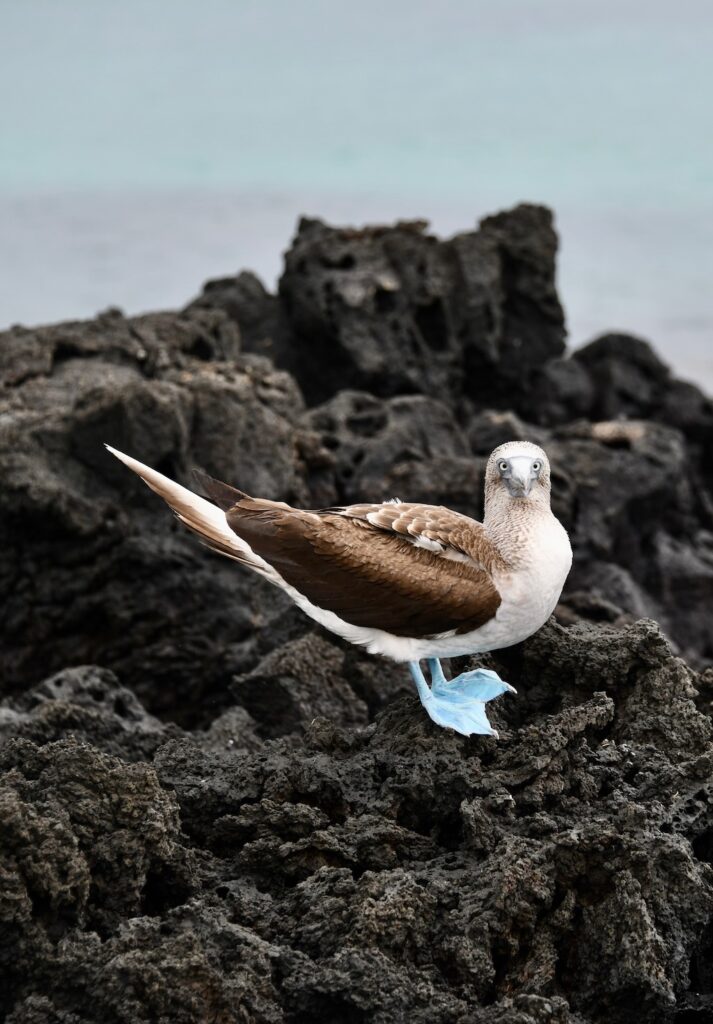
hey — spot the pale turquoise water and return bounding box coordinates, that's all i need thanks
[1,0,712,385]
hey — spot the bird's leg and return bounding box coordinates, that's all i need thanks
[426,658,449,688]
[408,658,513,738]
[408,660,434,705]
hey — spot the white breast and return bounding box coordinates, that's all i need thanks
[371,512,573,662]
[483,515,573,650]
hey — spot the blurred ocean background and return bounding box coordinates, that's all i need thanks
[1,0,711,387]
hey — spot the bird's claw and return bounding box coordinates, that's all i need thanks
[432,668,516,703]
[422,667,514,737]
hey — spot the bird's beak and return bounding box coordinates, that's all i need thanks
[505,458,533,497]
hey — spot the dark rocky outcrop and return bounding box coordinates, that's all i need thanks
[193,204,566,408]
[0,306,311,723]
[2,204,713,1022]
[0,665,182,762]
[3,623,713,1023]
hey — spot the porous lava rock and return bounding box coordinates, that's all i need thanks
[0,665,181,762]
[195,204,566,408]
[2,622,713,1022]
[0,305,311,723]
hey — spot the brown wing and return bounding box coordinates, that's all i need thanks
[340,501,492,565]
[225,497,502,637]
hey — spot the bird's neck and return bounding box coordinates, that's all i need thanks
[483,490,553,566]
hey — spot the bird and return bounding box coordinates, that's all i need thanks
[105,440,572,738]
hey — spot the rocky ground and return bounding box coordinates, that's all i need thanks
[2,204,713,1023]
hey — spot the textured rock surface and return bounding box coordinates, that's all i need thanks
[194,204,566,408]
[2,204,713,1022]
[0,305,311,723]
[3,623,713,1023]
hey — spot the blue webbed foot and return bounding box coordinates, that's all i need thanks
[409,659,516,738]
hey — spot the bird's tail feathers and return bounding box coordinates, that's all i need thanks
[192,468,247,511]
[104,445,275,578]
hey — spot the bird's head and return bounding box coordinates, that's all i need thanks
[484,441,551,507]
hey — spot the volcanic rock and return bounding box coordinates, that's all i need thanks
[195,204,565,408]
[0,306,310,723]
[2,622,712,1022]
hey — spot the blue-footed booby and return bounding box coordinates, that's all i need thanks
[105,441,572,737]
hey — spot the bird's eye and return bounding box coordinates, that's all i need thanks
[532,461,541,472]
[498,461,508,472]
